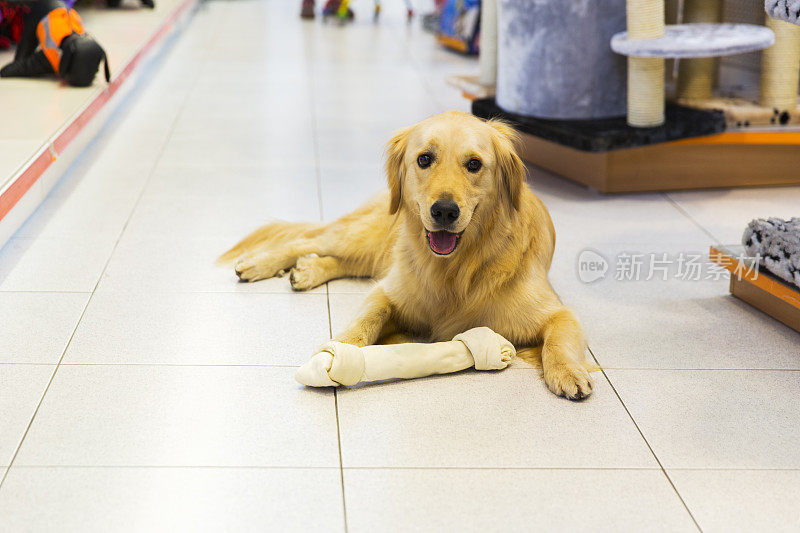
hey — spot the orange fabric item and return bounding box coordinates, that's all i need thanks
[35,7,85,73]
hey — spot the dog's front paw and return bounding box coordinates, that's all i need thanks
[543,362,593,401]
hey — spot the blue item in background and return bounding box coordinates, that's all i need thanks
[437,0,480,54]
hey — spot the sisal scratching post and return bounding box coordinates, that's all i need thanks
[676,0,723,100]
[626,0,666,127]
[478,0,497,86]
[295,327,514,387]
[760,15,800,112]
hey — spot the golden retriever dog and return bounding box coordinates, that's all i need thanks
[221,111,594,399]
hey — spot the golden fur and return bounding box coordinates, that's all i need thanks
[221,111,595,399]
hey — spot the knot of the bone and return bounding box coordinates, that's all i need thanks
[452,326,515,370]
[294,341,365,386]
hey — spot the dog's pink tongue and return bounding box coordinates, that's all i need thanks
[428,230,458,254]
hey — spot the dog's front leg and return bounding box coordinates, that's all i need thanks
[334,286,394,347]
[540,307,593,400]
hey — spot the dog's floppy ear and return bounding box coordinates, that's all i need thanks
[385,127,410,215]
[487,119,526,211]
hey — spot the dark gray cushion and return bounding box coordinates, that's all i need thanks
[743,217,800,288]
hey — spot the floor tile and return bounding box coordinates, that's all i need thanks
[0,466,344,533]
[0,365,54,466]
[669,469,800,533]
[326,278,377,294]
[98,235,325,294]
[14,184,140,241]
[0,140,45,189]
[336,370,656,468]
[0,292,89,364]
[544,239,800,370]
[143,163,318,199]
[583,290,800,370]
[316,132,402,168]
[537,190,710,249]
[344,468,696,533]
[328,292,367,337]
[64,292,330,365]
[29,130,168,213]
[667,187,800,244]
[606,369,800,469]
[171,109,315,140]
[0,80,92,140]
[0,236,117,292]
[157,135,316,169]
[319,167,386,221]
[120,179,321,243]
[14,365,339,467]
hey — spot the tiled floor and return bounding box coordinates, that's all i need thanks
[1,0,799,531]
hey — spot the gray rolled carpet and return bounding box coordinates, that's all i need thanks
[743,217,800,288]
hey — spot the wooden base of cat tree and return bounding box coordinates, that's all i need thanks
[516,129,800,193]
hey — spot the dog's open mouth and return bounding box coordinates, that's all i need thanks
[426,230,461,255]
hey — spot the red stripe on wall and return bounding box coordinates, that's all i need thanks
[0,0,196,226]
[0,150,54,222]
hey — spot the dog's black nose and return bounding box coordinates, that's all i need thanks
[430,200,460,224]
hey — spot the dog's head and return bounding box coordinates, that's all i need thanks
[385,111,526,256]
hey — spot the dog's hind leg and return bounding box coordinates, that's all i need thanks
[289,254,369,291]
[225,191,395,283]
[234,238,321,282]
[219,221,326,265]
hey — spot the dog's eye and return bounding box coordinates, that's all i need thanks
[417,154,433,169]
[466,158,482,172]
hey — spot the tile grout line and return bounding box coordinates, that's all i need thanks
[0,14,205,491]
[662,193,723,245]
[589,346,704,532]
[8,463,800,471]
[583,367,800,372]
[306,26,348,532]
[5,465,344,470]
[5,362,799,372]
[333,386,349,533]
[327,279,349,532]
[0,290,91,294]
[308,29,325,225]
[0,292,95,489]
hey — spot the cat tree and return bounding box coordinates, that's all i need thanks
[611,0,774,127]
[467,0,800,192]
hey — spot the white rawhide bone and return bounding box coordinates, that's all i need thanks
[294,327,515,387]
